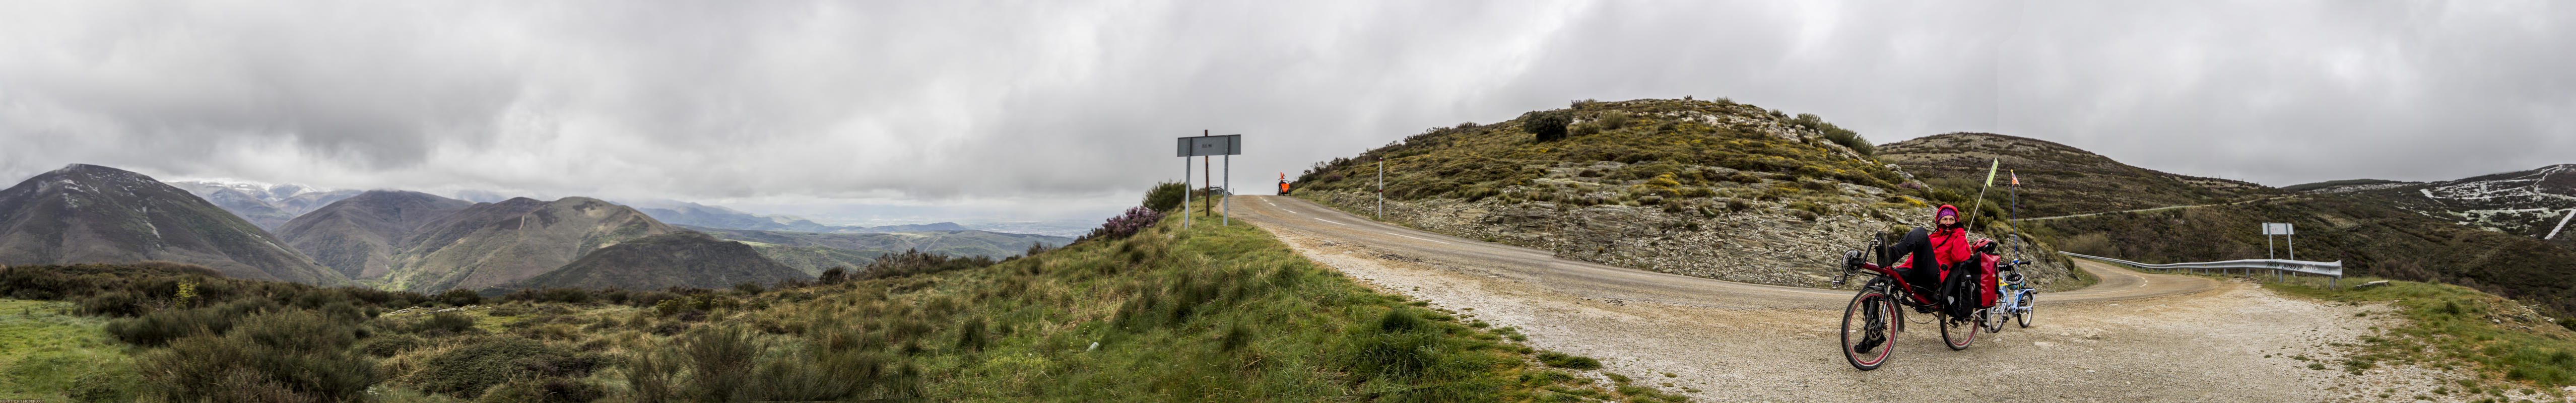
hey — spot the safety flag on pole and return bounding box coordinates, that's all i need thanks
[2010,170,2020,186]
[1983,159,2000,187]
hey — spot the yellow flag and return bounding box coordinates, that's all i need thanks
[1983,160,2000,187]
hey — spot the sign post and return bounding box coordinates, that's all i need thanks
[1176,133,1242,228]
[2262,223,2294,259]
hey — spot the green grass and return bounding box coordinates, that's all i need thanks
[2266,278,2576,392]
[0,299,140,402]
[3,209,1679,402]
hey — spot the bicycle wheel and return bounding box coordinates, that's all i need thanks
[1981,305,2007,333]
[1940,308,1975,351]
[2016,291,2036,328]
[1841,290,1898,370]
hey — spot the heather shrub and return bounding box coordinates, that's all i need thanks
[440,289,484,306]
[138,310,380,403]
[413,336,577,399]
[1086,206,1164,241]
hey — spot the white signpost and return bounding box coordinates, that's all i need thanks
[2262,223,2294,260]
[1177,133,1242,228]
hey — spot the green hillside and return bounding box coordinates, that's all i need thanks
[382,197,681,292]
[1877,132,2284,218]
[1288,98,2085,290]
[512,232,814,291]
[685,225,1072,275]
[275,190,474,280]
[0,204,1673,401]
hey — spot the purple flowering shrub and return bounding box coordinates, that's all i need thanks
[1087,206,1164,240]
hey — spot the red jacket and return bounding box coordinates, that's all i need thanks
[1898,206,1972,272]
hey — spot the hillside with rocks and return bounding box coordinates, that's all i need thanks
[1877,132,2284,218]
[2301,164,2576,250]
[1290,98,2083,290]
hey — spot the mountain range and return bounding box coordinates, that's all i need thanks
[625,198,973,233]
[167,180,363,230]
[682,225,1073,275]
[0,164,1073,293]
[0,165,343,284]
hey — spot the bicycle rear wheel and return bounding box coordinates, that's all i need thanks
[1940,309,1975,350]
[1841,290,1897,370]
[1981,305,2007,333]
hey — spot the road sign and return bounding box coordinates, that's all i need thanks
[1177,135,1241,157]
[2263,223,2293,235]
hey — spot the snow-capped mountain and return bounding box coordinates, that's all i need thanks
[165,179,363,230]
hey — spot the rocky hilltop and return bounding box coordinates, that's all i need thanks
[1290,99,2082,290]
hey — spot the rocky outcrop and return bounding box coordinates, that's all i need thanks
[1305,186,2082,292]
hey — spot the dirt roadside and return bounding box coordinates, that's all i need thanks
[1231,195,2468,402]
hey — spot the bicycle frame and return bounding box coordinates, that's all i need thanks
[1843,260,1942,309]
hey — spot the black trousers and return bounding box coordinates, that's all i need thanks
[1887,228,1943,294]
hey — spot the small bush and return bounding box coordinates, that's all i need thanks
[440,289,483,306]
[818,267,851,285]
[414,337,577,399]
[1143,181,1189,212]
[683,326,765,401]
[1523,110,1574,142]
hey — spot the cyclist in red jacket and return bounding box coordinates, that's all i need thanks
[1887,205,1971,297]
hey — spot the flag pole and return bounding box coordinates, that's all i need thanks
[1968,159,1999,236]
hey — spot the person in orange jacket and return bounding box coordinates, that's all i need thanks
[1887,205,1972,297]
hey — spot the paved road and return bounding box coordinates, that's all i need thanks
[2019,195,2299,221]
[1228,195,2216,308]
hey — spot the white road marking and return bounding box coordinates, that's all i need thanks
[1386,232,1450,244]
[1315,218,1344,225]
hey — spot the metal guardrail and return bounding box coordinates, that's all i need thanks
[2060,251,2346,288]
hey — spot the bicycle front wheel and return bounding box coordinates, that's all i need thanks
[2016,291,2037,328]
[1841,290,1898,370]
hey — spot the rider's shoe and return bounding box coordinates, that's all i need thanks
[1912,305,1935,314]
[1854,335,1885,355]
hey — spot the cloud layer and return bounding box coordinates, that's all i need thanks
[2,1,2569,219]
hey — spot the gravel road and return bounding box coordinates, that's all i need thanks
[1230,195,2470,402]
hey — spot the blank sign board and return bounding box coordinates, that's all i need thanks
[1177,135,1241,157]
[2263,223,2294,235]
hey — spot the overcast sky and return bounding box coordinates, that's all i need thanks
[2,1,2570,222]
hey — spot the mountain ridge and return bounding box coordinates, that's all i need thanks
[0,164,344,284]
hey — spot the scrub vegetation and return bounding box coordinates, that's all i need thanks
[0,185,1678,402]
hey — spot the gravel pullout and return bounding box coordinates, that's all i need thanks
[1234,195,2466,402]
